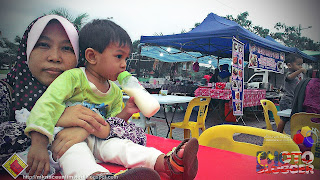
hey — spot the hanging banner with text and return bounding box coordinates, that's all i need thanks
[248,44,285,74]
[231,38,244,116]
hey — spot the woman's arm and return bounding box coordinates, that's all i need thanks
[52,111,111,158]
[51,127,89,159]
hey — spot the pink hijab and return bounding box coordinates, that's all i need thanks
[5,15,79,116]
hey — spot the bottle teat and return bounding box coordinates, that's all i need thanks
[117,71,132,84]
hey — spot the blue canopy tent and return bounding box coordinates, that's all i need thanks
[140,45,247,69]
[140,13,316,62]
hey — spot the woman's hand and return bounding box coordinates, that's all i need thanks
[51,127,90,160]
[56,105,108,133]
[26,132,50,176]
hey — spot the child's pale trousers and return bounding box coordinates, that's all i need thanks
[59,135,163,179]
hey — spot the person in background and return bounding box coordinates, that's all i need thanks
[280,69,320,133]
[218,64,231,82]
[210,68,219,83]
[302,70,320,114]
[277,53,306,133]
[203,73,212,85]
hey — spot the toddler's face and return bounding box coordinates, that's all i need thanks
[289,58,303,71]
[95,43,130,81]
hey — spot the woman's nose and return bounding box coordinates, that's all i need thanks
[48,48,62,63]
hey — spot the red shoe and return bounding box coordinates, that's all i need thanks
[164,138,199,180]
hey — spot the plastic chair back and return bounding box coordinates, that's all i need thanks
[182,96,211,127]
[199,125,299,160]
[260,99,281,131]
[291,112,320,169]
[169,96,211,139]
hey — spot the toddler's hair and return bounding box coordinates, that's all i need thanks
[79,19,132,58]
[285,53,302,64]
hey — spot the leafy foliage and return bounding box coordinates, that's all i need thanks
[0,36,20,67]
[46,8,89,31]
[224,11,319,51]
[132,40,140,53]
[271,22,320,51]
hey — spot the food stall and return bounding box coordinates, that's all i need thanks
[139,12,316,123]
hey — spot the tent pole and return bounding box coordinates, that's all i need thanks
[137,44,142,78]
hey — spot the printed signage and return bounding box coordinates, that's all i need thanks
[249,43,285,74]
[231,38,244,116]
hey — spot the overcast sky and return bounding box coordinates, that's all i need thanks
[0,0,319,44]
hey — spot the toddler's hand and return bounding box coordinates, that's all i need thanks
[124,97,140,115]
[300,68,307,74]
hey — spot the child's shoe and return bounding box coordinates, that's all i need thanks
[164,138,199,180]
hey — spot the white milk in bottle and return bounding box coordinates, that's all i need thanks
[118,71,160,117]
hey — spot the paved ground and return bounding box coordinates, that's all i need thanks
[129,102,291,145]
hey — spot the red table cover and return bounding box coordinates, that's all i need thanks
[194,87,266,107]
[3,134,319,180]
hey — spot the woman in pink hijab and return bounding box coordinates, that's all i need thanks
[0,15,105,171]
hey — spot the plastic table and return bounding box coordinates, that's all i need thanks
[123,95,194,137]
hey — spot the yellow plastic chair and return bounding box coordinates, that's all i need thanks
[260,99,282,132]
[131,112,140,119]
[290,112,320,169]
[169,96,211,139]
[199,125,299,163]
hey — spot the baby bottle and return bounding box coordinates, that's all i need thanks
[118,71,160,118]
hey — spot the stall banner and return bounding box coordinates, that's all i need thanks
[231,38,244,116]
[248,43,285,74]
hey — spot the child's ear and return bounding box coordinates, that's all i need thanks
[85,48,98,65]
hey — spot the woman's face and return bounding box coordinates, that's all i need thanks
[28,21,77,86]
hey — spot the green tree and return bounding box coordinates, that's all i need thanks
[132,40,140,53]
[225,12,320,51]
[271,22,320,51]
[0,35,20,68]
[225,11,270,38]
[192,23,201,30]
[226,11,253,31]
[46,8,89,31]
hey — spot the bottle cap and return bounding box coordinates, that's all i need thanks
[117,71,132,84]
